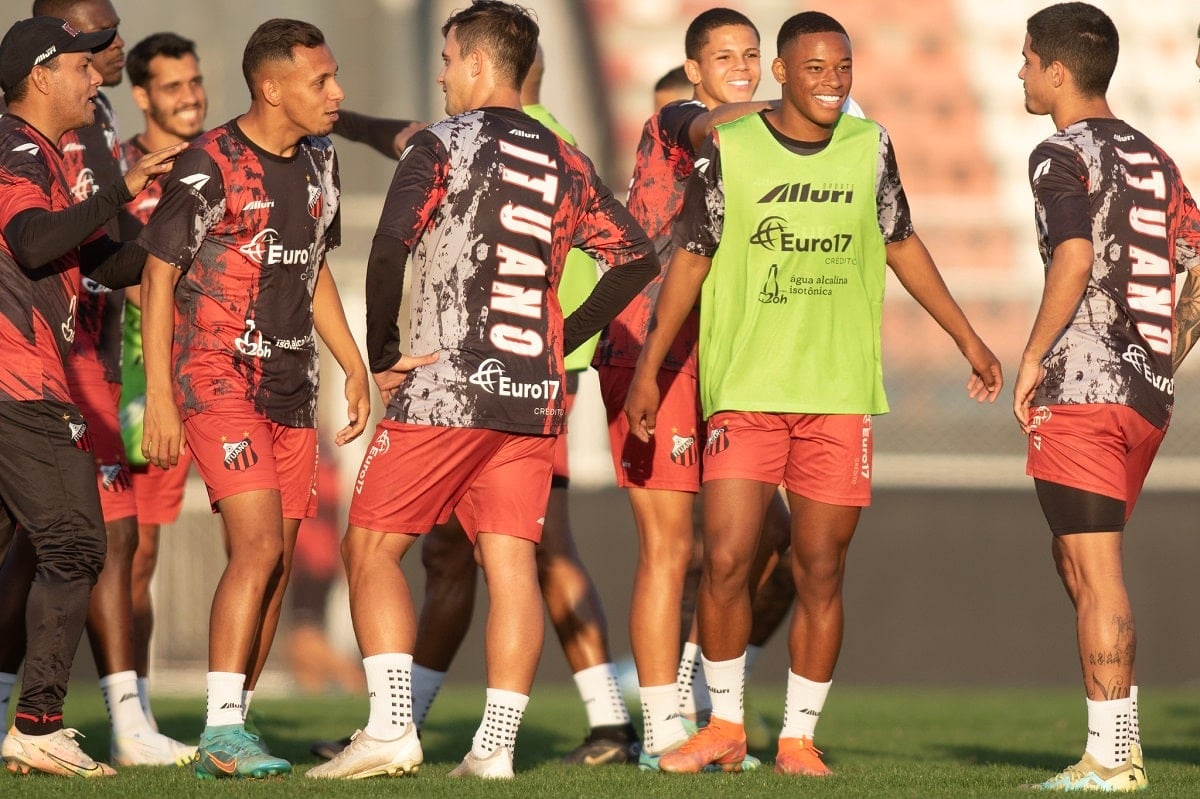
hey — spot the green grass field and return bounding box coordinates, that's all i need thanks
[5,684,1200,796]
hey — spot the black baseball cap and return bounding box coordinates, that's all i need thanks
[0,17,117,95]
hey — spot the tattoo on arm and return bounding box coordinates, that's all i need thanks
[1173,271,1200,372]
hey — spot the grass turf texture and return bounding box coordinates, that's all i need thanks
[5,684,1200,796]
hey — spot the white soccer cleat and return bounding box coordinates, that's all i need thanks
[448,745,514,779]
[305,726,422,780]
[2,725,117,778]
[111,728,198,766]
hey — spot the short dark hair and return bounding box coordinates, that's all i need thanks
[655,65,690,93]
[684,8,758,62]
[777,11,848,55]
[31,0,81,17]
[126,32,197,88]
[441,1,538,88]
[4,58,59,105]
[1026,2,1118,97]
[241,18,325,93]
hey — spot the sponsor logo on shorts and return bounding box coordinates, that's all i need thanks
[355,429,390,494]
[670,430,697,467]
[1029,405,1052,451]
[859,414,872,480]
[705,424,729,457]
[222,435,259,471]
[99,462,131,492]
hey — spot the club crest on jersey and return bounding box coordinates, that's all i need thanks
[306,184,323,219]
[222,436,259,471]
[670,432,697,467]
[71,167,98,202]
[99,463,131,492]
[705,424,730,457]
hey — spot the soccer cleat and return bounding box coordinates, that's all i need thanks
[305,726,421,779]
[775,736,832,777]
[1128,742,1147,789]
[310,735,353,761]
[194,724,291,779]
[1031,751,1144,792]
[448,746,514,779]
[658,717,747,773]
[1,726,117,778]
[562,723,641,766]
[112,729,197,767]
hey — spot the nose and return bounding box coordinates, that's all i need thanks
[88,64,102,87]
[329,76,346,103]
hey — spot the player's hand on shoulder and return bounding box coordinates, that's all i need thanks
[372,351,440,406]
[123,141,188,196]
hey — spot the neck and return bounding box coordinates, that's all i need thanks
[237,105,302,158]
[1051,95,1115,130]
[9,102,70,145]
[769,104,834,144]
[471,86,523,113]
[138,125,187,152]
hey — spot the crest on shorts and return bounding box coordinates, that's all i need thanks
[67,418,92,452]
[670,430,697,467]
[705,424,729,457]
[99,462,131,492]
[222,435,259,471]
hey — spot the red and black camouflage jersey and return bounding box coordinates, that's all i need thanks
[120,136,161,225]
[1029,118,1200,430]
[374,106,649,435]
[0,114,94,403]
[61,91,127,385]
[137,119,340,428]
[593,99,705,375]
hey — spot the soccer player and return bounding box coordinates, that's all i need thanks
[0,15,182,778]
[653,66,692,111]
[1014,3,1200,791]
[592,8,779,768]
[307,0,656,781]
[138,18,370,780]
[625,10,1002,775]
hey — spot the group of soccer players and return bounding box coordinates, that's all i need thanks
[0,0,1199,792]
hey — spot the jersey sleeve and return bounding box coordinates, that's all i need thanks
[876,126,914,244]
[659,100,706,156]
[1166,157,1200,275]
[373,129,447,248]
[0,161,52,228]
[571,153,654,271]
[1028,140,1091,251]
[326,146,342,252]
[671,133,723,257]
[135,147,226,271]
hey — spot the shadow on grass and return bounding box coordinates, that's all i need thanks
[934,744,1069,771]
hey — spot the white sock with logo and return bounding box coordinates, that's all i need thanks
[136,676,158,732]
[411,664,445,731]
[364,653,413,740]
[101,670,152,736]
[472,688,527,757]
[1130,685,1140,748]
[780,671,831,740]
[573,662,631,728]
[1085,696,1132,769]
[639,682,687,754]
[677,642,711,720]
[205,671,245,727]
[701,653,745,724]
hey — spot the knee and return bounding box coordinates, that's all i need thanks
[35,522,107,584]
[703,543,751,589]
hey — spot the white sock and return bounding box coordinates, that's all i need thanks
[472,688,528,757]
[638,683,688,754]
[780,671,832,740]
[205,672,245,727]
[241,689,255,721]
[677,642,710,719]
[363,653,413,740]
[136,676,158,732]
[573,662,631,728]
[411,664,445,731]
[100,670,152,736]
[0,671,18,726]
[1085,696,1132,769]
[701,653,745,724]
[744,644,763,676]
[1130,685,1140,747]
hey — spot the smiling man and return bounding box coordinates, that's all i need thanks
[137,17,370,780]
[625,10,1002,776]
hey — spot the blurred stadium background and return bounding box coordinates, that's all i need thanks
[58,0,1200,692]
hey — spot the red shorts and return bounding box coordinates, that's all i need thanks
[72,378,136,522]
[1026,404,1164,514]
[348,421,554,542]
[131,448,192,526]
[184,403,317,520]
[552,383,578,484]
[702,411,873,507]
[599,364,701,493]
